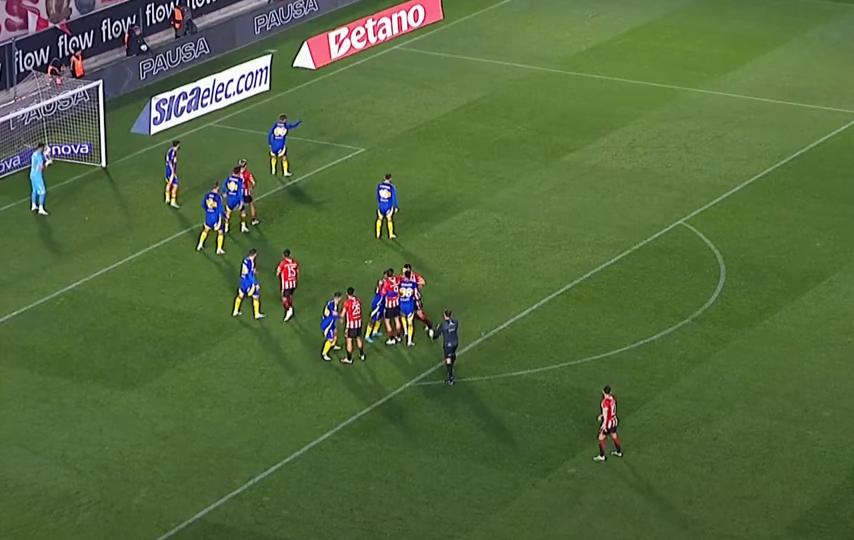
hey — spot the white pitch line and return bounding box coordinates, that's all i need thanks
[0,0,517,216]
[398,47,854,116]
[415,222,726,385]
[150,118,854,540]
[210,123,365,151]
[0,148,365,326]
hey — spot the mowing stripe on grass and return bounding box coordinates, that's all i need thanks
[398,48,854,116]
[150,118,854,540]
[0,149,365,326]
[0,0,516,215]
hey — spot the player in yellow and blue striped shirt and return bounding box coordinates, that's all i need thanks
[164,140,180,208]
[269,114,302,177]
[321,293,342,361]
[222,166,248,234]
[233,249,265,320]
[196,182,226,254]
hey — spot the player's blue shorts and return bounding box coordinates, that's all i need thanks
[370,295,384,321]
[400,302,416,317]
[270,144,287,158]
[30,175,45,194]
[239,280,259,297]
[225,197,243,212]
[204,215,223,231]
[377,204,394,218]
[165,166,178,185]
[321,319,336,341]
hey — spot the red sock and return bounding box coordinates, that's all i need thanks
[598,440,606,454]
[612,435,622,452]
[283,297,292,310]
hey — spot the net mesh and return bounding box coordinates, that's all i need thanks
[0,72,105,179]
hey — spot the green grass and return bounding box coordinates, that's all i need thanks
[2,0,854,538]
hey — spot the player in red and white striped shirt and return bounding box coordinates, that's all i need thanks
[276,249,299,321]
[340,287,366,364]
[238,159,259,226]
[594,385,623,461]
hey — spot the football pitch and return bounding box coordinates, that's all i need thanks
[3,0,854,538]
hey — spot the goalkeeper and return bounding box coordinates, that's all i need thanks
[30,143,50,216]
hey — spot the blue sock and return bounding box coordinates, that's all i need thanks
[38,192,46,206]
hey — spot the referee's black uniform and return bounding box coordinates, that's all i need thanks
[432,309,459,385]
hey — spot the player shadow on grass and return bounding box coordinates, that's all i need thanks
[35,212,63,254]
[414,375,517,448]
[619,460,704,535]
[386,240,434,276]
[102,167,131,218]
[335,354,414,430]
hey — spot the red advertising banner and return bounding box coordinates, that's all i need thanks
[292,0,444,70]
[1,0,128,43]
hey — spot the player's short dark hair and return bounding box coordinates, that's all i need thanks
[384,173,392,180]
[444,309,452,318]
[282,249,290,257]
[248,248,257,256]
[37,142,45,149]
[212,181,219,189]
[279,113,287,121]
[403,263,412,271]
[404,270,411,279]
[233,166,241,174]
[603,385,611,394]
[172,140,180,146]
[347,286,355,295]
[334,291,342,298]
[385,268,394,277]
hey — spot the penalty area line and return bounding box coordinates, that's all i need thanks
[0,148,365,326]
[210,123,366,151]
[0,0,516,216]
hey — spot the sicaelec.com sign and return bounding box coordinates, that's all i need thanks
[131,54,272,135]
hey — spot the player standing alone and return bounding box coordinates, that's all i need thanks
[276,249,299,322]
[340,287,366,364]
[376,174,398,239]
[431,310,459,386]
[164,140,180,208]
[30,142,50,215]
[594,385,623,461]
[268,114,302,177]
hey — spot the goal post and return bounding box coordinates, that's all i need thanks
[0,72,107,180]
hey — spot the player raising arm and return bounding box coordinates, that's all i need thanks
[222,166,248,234]
[320,293,342,362]
[268,113,302,177]
[238,159,259,226]
[233,249,265,320]
[398,271,419,347]
[276,249,299,322]
[164,140,180,208]
[340,287,366,364]
[196,182,226,255]
[594,385,623,461]
[30,142,50,215]
[376,174,398,239]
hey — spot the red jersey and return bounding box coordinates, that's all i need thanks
[381,276,400,308]
[342,296,363,329]
[276,257,299,290]
[241,169,255,195]
[600,395,618,430]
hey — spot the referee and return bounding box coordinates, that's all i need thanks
[431,309,459,386]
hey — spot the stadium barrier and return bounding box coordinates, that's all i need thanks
[79,0,364,99]
[0,0,246,89]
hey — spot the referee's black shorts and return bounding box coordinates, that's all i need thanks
[443,342,458,361]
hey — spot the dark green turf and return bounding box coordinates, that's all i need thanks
[2,0,854,539]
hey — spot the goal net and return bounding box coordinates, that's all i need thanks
[0,72,107,180]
